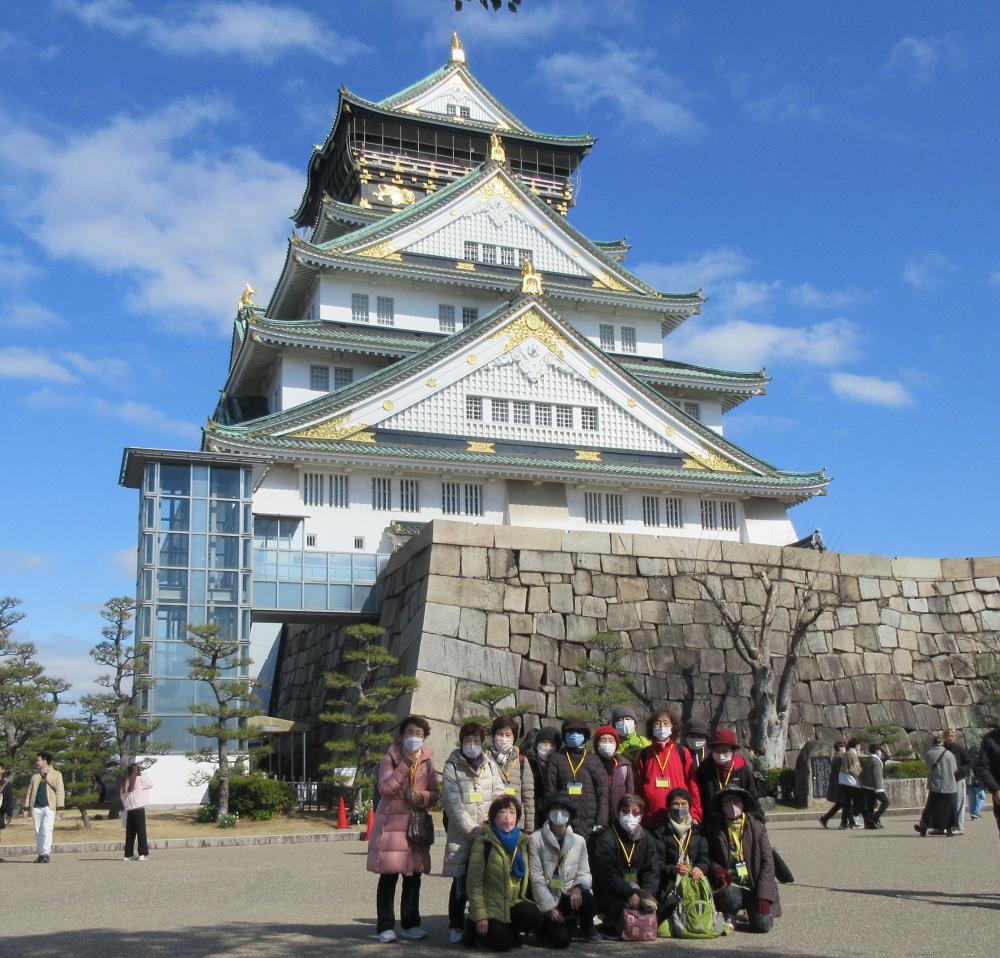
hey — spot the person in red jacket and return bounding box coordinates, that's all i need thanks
[634,709,701,827]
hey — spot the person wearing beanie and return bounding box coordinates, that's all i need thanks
[611,706,651,762]
[684,721,710,771]
[634,709,702,827]
[650,787,711,927]
[489,716,535,832]
[528,793,599,947]
[706,786,779,933]
[593,725,635,822]
[544,718,608,838]
[695,729,760,829]
[526,726,561,826]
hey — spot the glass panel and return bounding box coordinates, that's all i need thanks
[148,716,191,752]
[243,469,253,499]
[208,605,238,639]
[277,518,302,550]
[158,532,188,567]
[156,569,187,602]
[152,679,194,714]
[210,500,239,534]
[304,552,327,581]
[190,497,208,533]
[242,538,250,569]
[329,553,353,581]
[207,571,239,604]
[142,534,153,565]
[189,534,207,569]
[159,464,190,496]
[242,610,250,642]
[139,604,152,639]
[143,497,156,530]
[152,642,193,677]
[209,535,240,569]
[210,467,240,500]
[253,549,277,579]
[191,465,209,497]
[188,605,206,626]
[254,580,277,608]
[253,517,278,549]
[242,504,251,535]
[276,552,302,581]
[304,583,327,610]
[329,584,352,609]
[159,498,189,531]
[353,554,377,582]
[278,582,302,609]
[140,569,153,600]
[156,605,189,640]
[189,569,206,606]
[241,574,250,603]
[144,463,156,493]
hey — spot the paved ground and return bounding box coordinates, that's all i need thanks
[3,816,998,957]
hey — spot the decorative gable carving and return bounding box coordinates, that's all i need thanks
[398,74,511,129]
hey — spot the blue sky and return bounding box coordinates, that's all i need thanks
[1,1,998,699]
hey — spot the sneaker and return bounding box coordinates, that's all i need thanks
[818,815,829,829]
[970,814,983,820]
[41,855,50,863]
[448,928,464,945]
[951,829,963,836]
[398,928,426,940]
[583,927,602,943]
[377,930,397,944]
[35,855,44,864]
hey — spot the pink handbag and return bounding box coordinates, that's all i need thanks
[621,908,657,942]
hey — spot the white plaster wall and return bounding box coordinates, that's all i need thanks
[743,499,799,546]
[137,754,215,807]
[278,349,389,411]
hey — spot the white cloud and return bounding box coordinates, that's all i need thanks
[541,42,704,138]
[670,317,861,371]
[901,251,957,290]
[0,243,39,287]
[829,372,913,407]
[0,346,78,383]
[725,412,797,434]
[634,247,748,292]
[60,351,131,381]
[787,283,864,309]
[885,34,965,88]
[0,549,56,574]
[0,98,301,331]
[109,547,138,580]
[58,0,368,63]
[0,300,63,329]
[27,387,200,440]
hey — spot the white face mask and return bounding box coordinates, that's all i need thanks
[618,812,641,833]
[536,744,553,760]
[462,743,482,760]
[691,738,707,750]
[493,735,514,754]
[548,809,571,827]
[714,750,733,765]
[597,741,617,758]
[652,725,672,741]
[402,736,424,753]
[615,719,636,737]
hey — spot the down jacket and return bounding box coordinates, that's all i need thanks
[696,755,761,828]
[597,753,634,822]
[976,727,1000,794]
[527,823,592,913]
[467,825,533,924]
[635,740,702,826]
[544,748,608,837]
[651,821,711,898]
[590,822,660,908]
[366,744,438,876]
[490,746,536,832]
[441,749,506,878]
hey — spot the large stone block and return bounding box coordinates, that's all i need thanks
[418,634,518,687]
[666,602,694,625]
[527,587,550,613]
[461,547,488,578]
[926,682,949,706]
[863,651,892,674]
[429,545,462,576]
[700,648,726,673]
[838,553,892,577]
[566,615,599,643]
[618,577,648,602]
[535,612,566,640]
[817,654,846,680]
[581,595,607,618]
[639,600,669,625]
[520,550,575,574]
[529,632,558,665]
[875,673,905,700]
[638,557,672,577]
[561,530,611,554]
[486,613,510,648]
[431,520,495,547]
[592,574,618,598]
[487,547,516,579]
[458,607,487,645]
[408,670,457,723]
[601,554,636,576]
[607,602,641,631]
[504,586,528,614]
[492,526,562,551]
[421,603,461,638]
[647,577,674,601]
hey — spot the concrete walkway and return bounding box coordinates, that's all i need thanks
[3,816,997,957]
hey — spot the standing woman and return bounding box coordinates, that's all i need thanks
[367,715,438,944]
[489,716,535,832]
[525,726,560,824]
[443,722,505,944]
[0,762,11,850]
[544,718,608,839]
[819,741,847,828]
[695,728,758,829]
[634,710,702,828]
[119,764,153,861]
[915,735,958,837]
[593,725,634,823]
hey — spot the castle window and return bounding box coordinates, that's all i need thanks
[400,479,420,513]
[642,496,661,527]
[447,104,457,116]
[720,500,738,531]
[372,477,393,512]
[599,324,615,350]
[512,400,530,425]
[303,472,325,507]
[500,246,515,268]
[556,404,574,429]
[439,304,456,333]
[306,534,317,548]
[376,296,394,326]
[354,536,365,550]
[481,244,497,265]
[462,306,479,328]
[351,293,369,323]
[442,482,484,517]
[492,399,509,423]
[664,496,683,528]
[605,494,624,524]
[464,483,483,515]
[333,367,354,390]
[534,404,552,427]
[309,365,329,391]
[459,106,471,119]
[621,327,637,353]
[330,474,349,508]
[584,492,602,523]
[466,395,483,421]
[464,241,479,261]
[581,407,599,431]
[682,401,701,421]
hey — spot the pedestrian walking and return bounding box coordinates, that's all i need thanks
[974,725,1000,844]
[119,763,154,861]
[0,761,11,860]
[21,752,64,863]
[367,715,438,944]
[915,736,958,837]
[968,747,986,821]
[819,742,847,828]
[860,744,889,829]
[943,728,972,835]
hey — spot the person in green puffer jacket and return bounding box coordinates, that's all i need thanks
[466,794,543,951]
[612,706,652,763]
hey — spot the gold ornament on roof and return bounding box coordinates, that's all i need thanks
[591,270,629,292]
[520,258,543,295]
[289,414,371,441]
[355,240,401,261]
[489,133,507,164]
[475,176,521,207]
[450,32,466,63]
[490,307,574,360]
[373,183,415,206]
[575,450,601,462]
[467,440,495,453]
[681,446,743,473]
[239,283,257,311]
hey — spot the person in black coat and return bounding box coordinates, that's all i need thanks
[650,787,711,921]
[544,718,608,839]
[975,726,1000,844]
[524,726,560,826]
[590,793,660,937]
[695,728,760,829]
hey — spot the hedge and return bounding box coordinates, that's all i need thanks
[885,759,929,780]
[206,775,297,816]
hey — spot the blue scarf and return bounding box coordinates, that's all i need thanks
[492,824,526,880]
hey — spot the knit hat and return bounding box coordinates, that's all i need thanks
[534,726,561,749]
[594,725,621,746]
[713,785,754,811]
[708,728,739,750]
[611,706,639,724]
[561,717,591,738]
[543,791,578,816]
[684,720,710,739]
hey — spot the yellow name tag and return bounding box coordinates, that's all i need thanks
[505,786,517,795]
[548,878,565,892]
[567,783,583,796]
[656,778,670,789]
[469,791,484,803]
[624,870,638,883]
[735,861,749,880]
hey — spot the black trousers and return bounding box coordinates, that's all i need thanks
[539,889,596,948]
[863,790,890,826]
[124,808,149,858]
[449,875,467,929]
[467,900,543,952]
[714,884,773,933]
[993,801,1000,839]
[376,873,421,933]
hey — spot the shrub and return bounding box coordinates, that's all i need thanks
[195,804,215,823]
[250,808,277,821]
[885,759,929,780]
[217,812,238,829]
[207,775,296,817]
[765,766,797,802]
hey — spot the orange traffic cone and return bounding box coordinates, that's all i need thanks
[364,807,375,840]
[336,797,348,830]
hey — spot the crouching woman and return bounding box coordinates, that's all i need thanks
[591,793,660,937]
[466,795,543,951]
[707,785,780,933]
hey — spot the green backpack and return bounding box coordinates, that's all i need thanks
[659,875,726,939]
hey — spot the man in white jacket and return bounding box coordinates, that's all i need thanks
[527,793,599,947]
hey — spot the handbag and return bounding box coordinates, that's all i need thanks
[406,808,435,848]
[621,907,657,942]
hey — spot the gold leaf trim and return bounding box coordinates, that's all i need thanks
[456,261,476,271]
[290,414,371,441]
[425,377,437,387]
[589,367,599,378]
[488,308,575,361]
[355,241,401,261]
[591,270,629,292]
[382,400,395,411]
[627,399,637,408]
[575,450,601,462]
[681,446,743,472]
[475,177,521,207]
[346,431,376,444]
[467,354,478,365]
[467,440,495,453]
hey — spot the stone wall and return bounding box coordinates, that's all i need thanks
[375,520,1000,765]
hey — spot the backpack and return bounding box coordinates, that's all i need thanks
[662,875,726,939]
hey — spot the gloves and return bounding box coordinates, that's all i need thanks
[757,899,771,916]
[710,865,730,888]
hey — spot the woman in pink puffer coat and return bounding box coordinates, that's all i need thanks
[367,715,439,943]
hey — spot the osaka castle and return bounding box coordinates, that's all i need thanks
[119,35,828,795]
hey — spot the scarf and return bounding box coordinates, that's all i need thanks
[463,751,485,772]
[492,824,526,879]
[668,815,692,840]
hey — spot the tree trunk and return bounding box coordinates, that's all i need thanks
[80,806,91,828]
[218,738,229,817]
[748,665,772,756]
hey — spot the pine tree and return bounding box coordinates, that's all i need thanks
[35,715,116,827]
[183,623,260,820]
[320,623,417,811]
[80,597,169,817]
[462,685,528,731]
[570,633,634,723]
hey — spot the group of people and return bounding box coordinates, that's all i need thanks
[819,739,892,830]
[0,751,153,864]
[366,708,785,949]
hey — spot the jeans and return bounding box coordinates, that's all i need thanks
[125,807,149,858]
[466,900,543,952]
[539,889,596,948]
[32,806,56,855]
[954,779,967,831]
[375,873,421,933]
[969,787,986,818]
[714,884,774,933]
